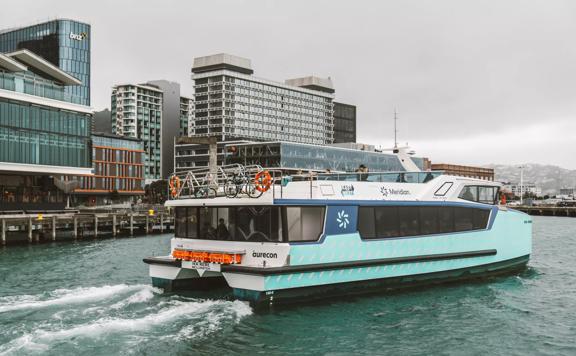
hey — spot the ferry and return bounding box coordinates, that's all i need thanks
[144,150,532,307]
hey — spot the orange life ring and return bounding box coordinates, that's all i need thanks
[169,176,181,197]
[254,170,272,192]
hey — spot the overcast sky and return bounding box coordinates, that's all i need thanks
[2,0,576,169]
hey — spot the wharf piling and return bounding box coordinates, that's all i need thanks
[514,206,576,217]
[0,210,174,246]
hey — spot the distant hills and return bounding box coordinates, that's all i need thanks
[485,164,576,195]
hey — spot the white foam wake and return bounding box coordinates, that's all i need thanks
[0,299,252,355]
[0,284,151,313]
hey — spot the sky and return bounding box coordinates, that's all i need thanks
[2,0,576,169]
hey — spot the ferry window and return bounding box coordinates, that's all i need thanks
[175,207,187,238]
[454,207,474,231]
[285,207,325,242]
[478,187,498,204]
[459,186,478,202]
[374,207,398,237]
[398,207,419,236]
[459,186,499,204]
[358,207,376,238]
[420,207,439,235]
[438,207,454,233]
[434,182,454,196]
[187,207,198,239]
[473,209,490,229]
[235,206,281,242]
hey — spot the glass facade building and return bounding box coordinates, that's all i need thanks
[225,141,426,172]
[0,19,91,106]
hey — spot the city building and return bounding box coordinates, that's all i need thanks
[176,53,335,169]
[111,83,163,183]
[431,163,494,181]
[223,141,428,172]
[559,188,574,198]
[94,108,112,133]
[180,96,194,137]
[70,132,144,206]
[501,182,542,197]
[0,19,92,211]
[0,19,91,106]
[333,102,356,143]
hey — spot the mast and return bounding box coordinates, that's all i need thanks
[393,108,398,149]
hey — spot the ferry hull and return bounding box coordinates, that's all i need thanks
[231,254,529,307]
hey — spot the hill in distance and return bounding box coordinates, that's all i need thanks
[485,164,576,195]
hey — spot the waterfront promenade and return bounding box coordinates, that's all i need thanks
[0,208,174,246]
[515,206,576,217]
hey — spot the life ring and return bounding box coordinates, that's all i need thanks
[254,170,272,192]
[169,175,181,197]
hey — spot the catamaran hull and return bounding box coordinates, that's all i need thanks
[229,254,529,307]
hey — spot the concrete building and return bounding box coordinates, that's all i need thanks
[0,19,92,211]
[180,96,194,137]
[430,163,494,181]
[176,53,335,169]
[111,83,162,183]
[502,182,542,197]
[70,132,144,206]
[333,102,356,143]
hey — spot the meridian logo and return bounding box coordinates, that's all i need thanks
[69,32,87,41]
[336,210,350,229]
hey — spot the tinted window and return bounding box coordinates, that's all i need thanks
[438,207,454,233]
[375,207,399,237]
[398,207,419,236]
[175,207,187,238]
[357,205,491,239]
[473,209,490,229]
[459,186,478,202]
[358,207,375,238]
[454,207,474,231]
[420,207,439,235]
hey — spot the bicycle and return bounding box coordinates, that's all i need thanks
[224,172,263,198]
[194,185,217,198]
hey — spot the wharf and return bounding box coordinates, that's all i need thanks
[0,209,174,246]
[514,206,576,217]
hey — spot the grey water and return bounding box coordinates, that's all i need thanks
[0,216,574,355]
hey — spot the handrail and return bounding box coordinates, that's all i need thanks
[168,166,445,200]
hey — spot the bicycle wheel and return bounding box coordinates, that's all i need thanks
[195,187,217,198]
[247,183,263,198]
[224,180,239,198]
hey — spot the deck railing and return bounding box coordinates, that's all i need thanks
[169,166,444,200]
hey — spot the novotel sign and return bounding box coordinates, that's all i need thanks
[69,32,87,41]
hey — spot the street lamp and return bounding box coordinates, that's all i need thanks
[519,166,524,205]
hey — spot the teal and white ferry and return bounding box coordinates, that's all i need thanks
[145,151,532,307]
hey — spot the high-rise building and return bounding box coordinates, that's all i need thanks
[191,54,334,144]
[111,84,163,183]
[176,53,335,170]
[0,19,91,106]
[179,96,194,137]
[333,102,356,143]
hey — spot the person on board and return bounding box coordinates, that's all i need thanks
[217,218,230,239]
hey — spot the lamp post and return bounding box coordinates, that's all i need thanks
[519,166,524,205]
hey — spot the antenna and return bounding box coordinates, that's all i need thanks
[393,108,399,148]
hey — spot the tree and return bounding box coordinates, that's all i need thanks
[145,180,168,204]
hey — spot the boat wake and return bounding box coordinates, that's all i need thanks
[0,284,252,355]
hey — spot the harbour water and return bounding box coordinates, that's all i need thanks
[0,216,574,355]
